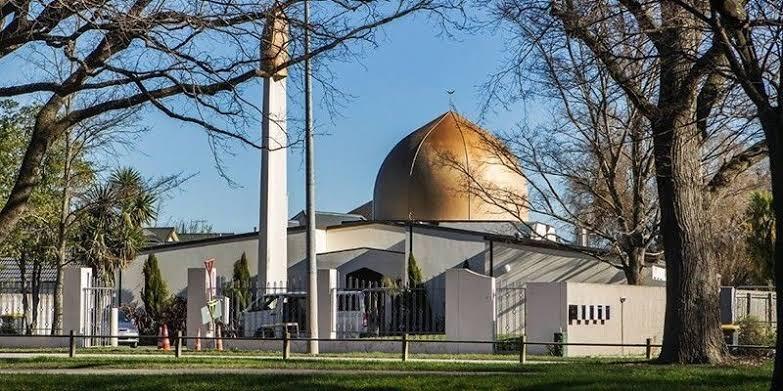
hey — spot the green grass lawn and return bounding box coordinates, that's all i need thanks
[0,356,773,390]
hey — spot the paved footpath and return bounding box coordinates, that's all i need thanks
[0,367,521,376]
[0,352,549,365]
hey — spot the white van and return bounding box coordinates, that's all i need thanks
[241,292,307,338]
[336,291,368,338]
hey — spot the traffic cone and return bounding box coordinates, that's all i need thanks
[195,329,202,351]
[157,326,162,349]
[162,324,171,351]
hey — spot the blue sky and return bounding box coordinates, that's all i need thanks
[122,15,536,233]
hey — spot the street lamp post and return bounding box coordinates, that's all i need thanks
[304,0,319,355]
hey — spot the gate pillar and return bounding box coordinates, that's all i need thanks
[317,269,337,342]
[62,268,92,343]
[445,268,496,353]
[186,268,216,349]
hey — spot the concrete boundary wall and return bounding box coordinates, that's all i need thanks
[220,339,478,354]
[0,336,69,348]
[445,268,495,353]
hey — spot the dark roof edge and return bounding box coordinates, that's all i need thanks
[317,247,405,256]
[140,219,617,261]
[141,225,306,253]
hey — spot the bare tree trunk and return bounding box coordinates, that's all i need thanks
[18,252,29,335]
[763,115,783,390]
[0,133,52,241]
[30,258,41,335]
[655,110,725,363]
[51,131,72,335]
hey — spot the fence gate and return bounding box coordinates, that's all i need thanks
[82,284,115,347]
[734,288,777,326]
[335,276,446,338]
[496,281,526,339]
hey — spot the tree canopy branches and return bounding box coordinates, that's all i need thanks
[0,0,464,244]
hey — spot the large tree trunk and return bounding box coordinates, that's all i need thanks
[623,247,645,285]
[763,114,783,390]
[653,7,725,361]
[654,108,725,363]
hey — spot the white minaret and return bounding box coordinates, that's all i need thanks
[259,10,289,290]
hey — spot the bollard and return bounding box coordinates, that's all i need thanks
[283,331,291,360]
[195,329,201,351]
[519,335,527,364]
[401,333,409,362]
[175,330,183,358]
[216,324,223,351]
[68,330,76,358]
[645,338,652,360]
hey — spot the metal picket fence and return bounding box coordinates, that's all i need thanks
[496,281,525,339]
[0,281,56,335]
[224,276,446,339]
[338,276,445,338]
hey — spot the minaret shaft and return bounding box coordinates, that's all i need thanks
[259,75,288,289]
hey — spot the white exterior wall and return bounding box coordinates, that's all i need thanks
[525,282,567,355]
[408,226,486,281]
[491,242,626,285]
[325,224,406,253]
[125,229,325,301]
[526,282,665,356]
[565,283,665,356]
[126,236,260,302]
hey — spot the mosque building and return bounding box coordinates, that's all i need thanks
[124,111,662,304]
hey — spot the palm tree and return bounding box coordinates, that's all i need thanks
[75,167,157,284]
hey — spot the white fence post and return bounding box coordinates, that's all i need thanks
[110,307,118,347]
[317,269,337,344]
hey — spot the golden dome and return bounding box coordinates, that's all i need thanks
[373,112,528,221]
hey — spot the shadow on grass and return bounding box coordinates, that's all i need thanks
[0,365,772,391]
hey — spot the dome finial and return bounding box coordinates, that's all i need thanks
[446,89,456,111]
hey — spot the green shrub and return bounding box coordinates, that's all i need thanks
[736,316,775,356]
[0,315,20,335]
[142,253,169,325]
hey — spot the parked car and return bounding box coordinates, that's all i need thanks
[117,313,139,348]
[241,292,307,338]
